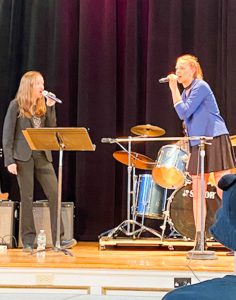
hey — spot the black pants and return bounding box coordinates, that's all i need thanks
[16,151,64,246]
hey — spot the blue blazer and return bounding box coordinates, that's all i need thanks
[174,79,228,146]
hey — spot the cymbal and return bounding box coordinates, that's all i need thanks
[113,150,155,170]
[131,124,165,137]
[230,135,236,146]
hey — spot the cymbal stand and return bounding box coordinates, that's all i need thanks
[126,138,132,233]
[187,138,217,259]
[98,137,162,240]
[131,166,138,233]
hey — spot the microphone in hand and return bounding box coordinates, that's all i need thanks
[159,77,169,83]
[42,90,63,104]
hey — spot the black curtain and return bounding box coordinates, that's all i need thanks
[0,0,236,241]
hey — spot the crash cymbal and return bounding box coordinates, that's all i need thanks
[131,124,165,137]
[113,150,155,170]
[230,135,236,146]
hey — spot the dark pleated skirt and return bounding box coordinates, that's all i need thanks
[187,134,236,175]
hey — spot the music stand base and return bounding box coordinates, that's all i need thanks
[54,247,74,256]
[186,250,217,260]
[31,247,73,257]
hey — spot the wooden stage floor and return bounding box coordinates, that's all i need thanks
[0,240,234,298]
[0,240,233,271]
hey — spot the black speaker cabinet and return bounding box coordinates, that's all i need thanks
[0,201,19,248]
[18,201,74,247]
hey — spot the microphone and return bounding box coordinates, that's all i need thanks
[42,90,63,104]
[101,138,115,144]
[159,77,169,83]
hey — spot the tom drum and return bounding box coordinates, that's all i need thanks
[152,145,189,189]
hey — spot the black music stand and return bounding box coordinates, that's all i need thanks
[22,127,95,255]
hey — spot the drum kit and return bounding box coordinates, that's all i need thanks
[100,125,216,244]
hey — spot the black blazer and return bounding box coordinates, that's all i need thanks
[2,99,57,167]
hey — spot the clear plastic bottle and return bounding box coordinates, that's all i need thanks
[36,229,46,259]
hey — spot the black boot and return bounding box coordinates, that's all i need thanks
[193,231,207,251]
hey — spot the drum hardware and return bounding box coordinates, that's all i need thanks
[131,124,166,137]
[181,154,189,163]
[99,136,163,240]
[159,196,185,241]
[100,135,214,255]
[159,193,172,239]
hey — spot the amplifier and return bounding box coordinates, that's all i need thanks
[0,201,19,248]
[18,201,74,247]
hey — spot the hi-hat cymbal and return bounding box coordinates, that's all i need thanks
[131,124,165,137]
[113,150,155,170]
[230,135,236,146]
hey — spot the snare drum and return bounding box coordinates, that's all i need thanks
[136,174,167,219]
[169,183,221,239]
[152,145,189,189]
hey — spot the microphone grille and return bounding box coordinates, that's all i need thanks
[42,90,48,97]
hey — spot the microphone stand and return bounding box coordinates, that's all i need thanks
[187,138,216,260]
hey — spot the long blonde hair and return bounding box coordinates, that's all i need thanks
[16,71,46,118]
[177,54,203,79]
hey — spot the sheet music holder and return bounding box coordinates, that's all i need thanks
[23,127,95,256]
[22,127,95,151]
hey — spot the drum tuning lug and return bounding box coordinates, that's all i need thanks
[181,154,189,163]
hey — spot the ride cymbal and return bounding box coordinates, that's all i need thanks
[113,150,155,170]
[131,124,165,137]
[230,135,236,146]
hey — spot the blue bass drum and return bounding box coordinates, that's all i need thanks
[136,174,167,219]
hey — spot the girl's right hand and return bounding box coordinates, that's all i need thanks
[168,74,178,90]
[7,163,17,175]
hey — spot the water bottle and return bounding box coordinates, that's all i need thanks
[36,229,46,259]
